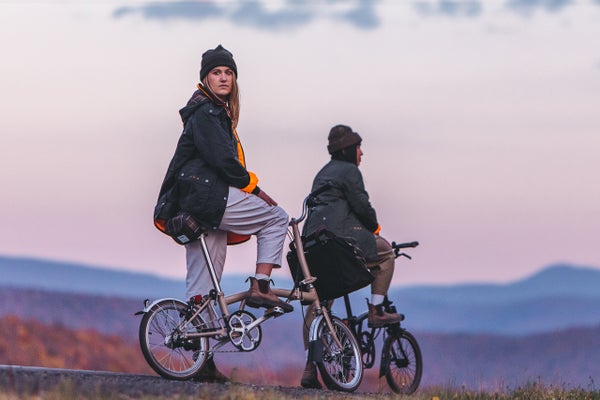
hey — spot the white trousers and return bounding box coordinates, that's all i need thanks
[184,187,289,299]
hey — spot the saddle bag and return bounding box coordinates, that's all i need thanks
[286,229,374,300]
[162,212,204,245]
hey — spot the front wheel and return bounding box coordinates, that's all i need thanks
[381,329,422,394]
[139,299,209,380]
[316,316,363,392]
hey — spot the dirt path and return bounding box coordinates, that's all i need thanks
[0,365,378,399]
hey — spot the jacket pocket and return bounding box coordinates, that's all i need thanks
[177,170,215,214]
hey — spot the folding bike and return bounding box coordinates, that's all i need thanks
[136,186,363,392]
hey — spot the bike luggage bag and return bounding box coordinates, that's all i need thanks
[287,229,374,300]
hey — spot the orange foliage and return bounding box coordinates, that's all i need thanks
[0,315,392,390]
[0,315,153,374]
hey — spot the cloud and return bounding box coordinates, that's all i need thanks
[113,1,225,21]
[113,0,381,31]
[411,0,597,18]
[505,0,574,16]
[412,1,483,17]
[229,2,314,31]
[112,0,599,28]
[332,0,381,29]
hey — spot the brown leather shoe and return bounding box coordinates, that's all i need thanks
[367,303,403,328]
[300,361,322,389]
[246,277,293,313]
[193,357,230,383]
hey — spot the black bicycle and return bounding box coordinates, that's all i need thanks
[339,241,423,394]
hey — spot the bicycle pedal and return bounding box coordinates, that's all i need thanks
[264,306,285,317]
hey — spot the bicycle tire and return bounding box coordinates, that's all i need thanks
[316,316,363,392]
[381,329,422,394]
[139,299,209,380]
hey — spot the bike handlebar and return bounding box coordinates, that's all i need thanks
[293,183,332,223]
[392,241,419,249]
[391,240,419,260]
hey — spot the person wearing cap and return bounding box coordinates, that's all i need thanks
[154,45,292,383]
[299,124,402,389]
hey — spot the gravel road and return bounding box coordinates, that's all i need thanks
[0,365,380,399]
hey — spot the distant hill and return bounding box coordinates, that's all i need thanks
[1,256,600,335]
[0,256,187,299]
[391,264,600,304]
[385,264,600,335]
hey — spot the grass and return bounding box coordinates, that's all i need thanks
[1,380,600,400]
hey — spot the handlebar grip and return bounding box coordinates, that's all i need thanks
[392,241,419,249]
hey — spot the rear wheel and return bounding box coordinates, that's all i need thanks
[139,299,209,380]
[316,316,363,392]
[382,329,422,394]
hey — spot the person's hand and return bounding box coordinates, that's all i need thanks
[257,189,278,206]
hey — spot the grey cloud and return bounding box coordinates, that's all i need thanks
[113,0,599,28]
[229,2,314,31]
[113,1,224,20]
[334,0,380,29]
[412,1,483,17]
[505,0,574,16]
[411,0,598,18]
[113,0,381,31]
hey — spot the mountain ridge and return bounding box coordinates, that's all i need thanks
[2,255,599,335]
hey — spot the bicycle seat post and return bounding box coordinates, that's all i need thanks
[198,233,229,318]
[289,220,322,311]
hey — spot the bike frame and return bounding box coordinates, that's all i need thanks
[138,189,345,356]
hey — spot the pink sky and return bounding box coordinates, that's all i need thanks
[1,1,599,287]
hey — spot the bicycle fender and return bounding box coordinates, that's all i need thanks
[307,315,325,342]
[307,315,326,363]
[134,297,185,316]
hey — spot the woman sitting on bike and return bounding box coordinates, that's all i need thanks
[300,124,402,388]
[154,44,292,382]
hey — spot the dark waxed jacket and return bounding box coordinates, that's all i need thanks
[303,159,379,261]
[154,89,252,231]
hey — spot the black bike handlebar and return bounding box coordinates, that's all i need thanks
[392,241,419,249]
[293,184,332,223]
[391,241,419,260]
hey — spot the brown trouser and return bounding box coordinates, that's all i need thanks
[302,236,396,348]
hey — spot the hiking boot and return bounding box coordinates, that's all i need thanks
[367,302,403,328]
[193,357,230,383]
[246,277,293,313]
[300,361,322,389]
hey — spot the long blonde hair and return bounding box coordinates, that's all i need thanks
[201,76,240,130]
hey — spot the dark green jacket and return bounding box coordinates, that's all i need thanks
[303,159,379,261]
[154,89,252,231]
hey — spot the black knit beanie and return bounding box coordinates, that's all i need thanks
[327,124,362,154]
[200,44,238,81]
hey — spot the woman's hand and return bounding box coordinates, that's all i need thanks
[257,190,278,206]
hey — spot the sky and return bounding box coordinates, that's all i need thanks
[1,0,599,288]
